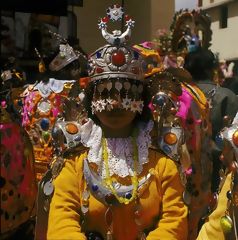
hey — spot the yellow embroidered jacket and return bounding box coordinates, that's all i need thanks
[47,149,188,240]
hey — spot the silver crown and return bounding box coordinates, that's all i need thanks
[88,45,144,82]
[1,70,12,81]
[47,31,79,72]
[49,43,78,71]
[88,4,144,82]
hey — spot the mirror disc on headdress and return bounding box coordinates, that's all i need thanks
[164,133,177,145]
[65,123,78,134]
[152,95,166,107]
[37,100,51,113]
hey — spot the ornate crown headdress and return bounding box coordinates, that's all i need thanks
[48,30,79,72]
[88,4,144,82]
[1,70,13,82]
[87,5,146,114]
[153,9,212,59]
[170,9,212,54]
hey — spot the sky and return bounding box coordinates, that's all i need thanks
[175,0,197,11]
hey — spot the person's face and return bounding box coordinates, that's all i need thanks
[92,79,141,129]
[95,108,136,130]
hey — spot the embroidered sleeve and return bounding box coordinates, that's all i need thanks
[47,155,86,240]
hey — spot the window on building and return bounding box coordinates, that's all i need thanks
[198,0,203,7]
[220,5,228,29]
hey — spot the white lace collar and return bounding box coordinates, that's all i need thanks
[81,119,153,178]
[34,78,75,98]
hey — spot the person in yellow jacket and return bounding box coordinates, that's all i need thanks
[39,5,188,240]
[197,113,238,240]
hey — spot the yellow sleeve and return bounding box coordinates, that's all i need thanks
[147,155,188,240]
[47,153,87,240]
[196,173,232,240]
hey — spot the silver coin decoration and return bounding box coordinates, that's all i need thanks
[183,190,191,205]
[43,180,54,196]
[37,100,52,113]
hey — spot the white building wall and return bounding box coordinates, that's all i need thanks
[73,0,174,54]
[201,0,235,9]
[200,0,238,60]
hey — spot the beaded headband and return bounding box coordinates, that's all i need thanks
[88,4,144,82]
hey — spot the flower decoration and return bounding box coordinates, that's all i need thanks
[92,99,107,113]
[122,97,132,110]
[106,4,124,21]
[98,21,107,30]
[131,100,144,113]
[126,19,135,28]
[106,98,114,111]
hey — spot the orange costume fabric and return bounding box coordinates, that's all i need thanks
[47,149,188,240]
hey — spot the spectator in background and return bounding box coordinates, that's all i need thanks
[184,48,238,193]
[222,76,238,95]
[218,59,238,95]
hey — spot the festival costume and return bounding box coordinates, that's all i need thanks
[195,80,238,141]
[37,5,188,240]
[0,63,37,238]
[134,9,214,240]
[168,10,238,240]
[21,35,85,181]
[22,78,76,181]
[47,121,187,240]
[197,114,238,240]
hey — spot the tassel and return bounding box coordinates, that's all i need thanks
[106,230,113,240]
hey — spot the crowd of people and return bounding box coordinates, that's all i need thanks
[1,5,238,240]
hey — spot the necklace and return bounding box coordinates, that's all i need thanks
[102,130,139,205]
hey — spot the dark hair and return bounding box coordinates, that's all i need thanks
[184,48,218,81]
[83,78,152,125]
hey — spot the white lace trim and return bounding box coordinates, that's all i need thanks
[34,78,75,98]
[81,119,153,178]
